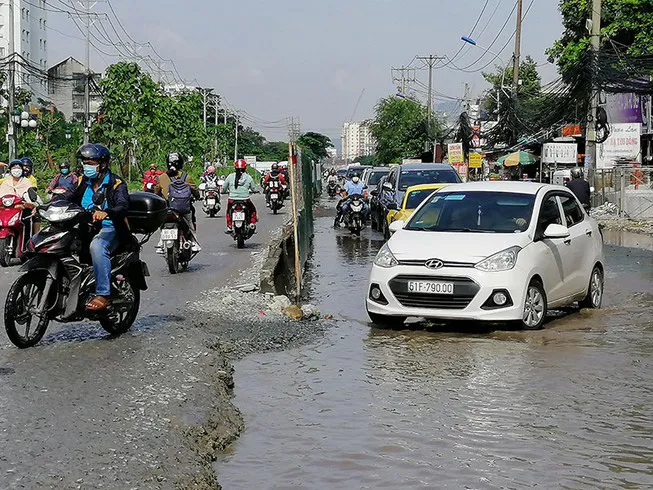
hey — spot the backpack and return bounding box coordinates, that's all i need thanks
[168,172,192,214]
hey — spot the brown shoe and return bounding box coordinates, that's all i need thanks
[86,295,110,311]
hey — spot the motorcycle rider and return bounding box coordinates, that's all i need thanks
[223,159,258,233]
[155,152,201,253]
[20,157,38,186]
[262,162,287,207]
[142,163,163,192]
[68,144,130,312]
[200,165,219,186]
[0,160,39,247]
[335,171,368,224]
[46,161,79,194]
[326,168,339,191]
[565,167,591,210]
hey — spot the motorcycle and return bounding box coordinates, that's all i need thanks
[3,191,167,348]
[161,207,198,274]
[0,189,38,267]
[217,178,225,194]
[143,181,157,193]
[338,193,366,236]
[267,179,284,214]
[326,181,339,198]
[199,181,221,217]
[229,200,255,249]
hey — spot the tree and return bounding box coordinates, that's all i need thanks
[353,155,377,166]
[371,97,431,163]
[296,132,333,162]
[481,56,544,147]
[547,0,653,81]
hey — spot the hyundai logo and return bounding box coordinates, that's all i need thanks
[425,259,444,269]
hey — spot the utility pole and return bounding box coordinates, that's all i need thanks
[586,0,602,186]
[198,87,213,129]
[416,55,445,157]
[512,0,523,94]
[234,111,239,162]
[84,0,91,144]
[213,95,218,162]
[7,0,16,161]
[391,66,416,94]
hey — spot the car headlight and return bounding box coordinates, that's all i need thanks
[475,246,521,272]
[374,243,398,268]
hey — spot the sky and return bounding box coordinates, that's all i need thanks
[49,0,564,148]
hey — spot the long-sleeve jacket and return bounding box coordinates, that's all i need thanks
[222,172,256,200]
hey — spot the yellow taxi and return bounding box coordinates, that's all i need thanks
[384,183,448,239]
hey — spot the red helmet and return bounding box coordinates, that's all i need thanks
[234,159,247,170]
[207,165,215,174]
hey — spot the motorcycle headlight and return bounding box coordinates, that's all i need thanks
[8,213,20,226]
[40,206,79,222]
[475,246,521,272]
[374,243,398,268]
[2,196,16,207]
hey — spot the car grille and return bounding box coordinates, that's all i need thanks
[389,275,479,310]
[397,259,475,268]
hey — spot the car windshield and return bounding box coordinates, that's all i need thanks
[336,169,347,176]
[405,189,436,209]
[398,170,461,191]
[346,167,364,179]
[368,171,389,185]
[406,191,535,233]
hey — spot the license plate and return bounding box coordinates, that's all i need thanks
[207,199,216,205]
[161,228,178,240]
[232,212,246,221]
[270,193,278,199]
[407,281,454,294]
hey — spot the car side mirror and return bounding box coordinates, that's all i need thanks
[543,223,570,239]
[387,202,398,210]
[388,220,405,233]
[382,182,393,192]
[370,189,378,197]
[363,185,368,190]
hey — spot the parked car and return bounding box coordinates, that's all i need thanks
[366,182,605,330]
[383,183,448,240]
[370,174,388,231]
[363,167,390,194]
[373,163,461,236]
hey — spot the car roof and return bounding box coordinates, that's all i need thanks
[370,166,390,171]
[405,183,449,193]
[434,181,558,195]
[398,163,455,171]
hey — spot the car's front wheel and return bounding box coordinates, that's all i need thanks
[367,310,406,329]
[579,265,603,309]
[521,280,547,330]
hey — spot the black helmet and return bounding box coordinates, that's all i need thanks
[77,144,111,169]
[60,161,71,170]
[20,157,34,169]
[570,167,583,179]
[271,162,279,171]
[166,152,184,172]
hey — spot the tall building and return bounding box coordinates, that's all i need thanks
[0,0,49,98]
[48,57,102,122]
[341,121,375,161]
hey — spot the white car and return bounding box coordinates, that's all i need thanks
[366,182,605,330]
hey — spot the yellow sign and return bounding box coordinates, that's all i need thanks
[469,153,482,168]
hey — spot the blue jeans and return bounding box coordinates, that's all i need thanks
[89,226,118,296]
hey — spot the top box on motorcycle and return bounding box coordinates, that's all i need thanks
[128,192,168,234]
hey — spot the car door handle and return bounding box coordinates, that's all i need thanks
[564,238,571,245]
[585,230,592,236]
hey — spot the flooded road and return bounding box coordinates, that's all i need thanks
[217,216,653,489]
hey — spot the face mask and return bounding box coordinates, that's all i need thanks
[10,168,23,178]
[352,177,360,183]
[61,168,70,175]
[83,164,99,179]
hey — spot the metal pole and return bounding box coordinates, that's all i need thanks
[427,55,433,130]
[586,0,602,186]
[202,90,208,129]
[7,0,16,161]
[214,96,218,161]
[512,0,523,92]
[84,0,90,144]
[233,112,239,162]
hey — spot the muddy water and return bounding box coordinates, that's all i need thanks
[216,219,653,489]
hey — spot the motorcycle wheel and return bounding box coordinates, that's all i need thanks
[273,205,278,215]
[237,234,245,249]
[99,281,140,336]
[166,241,181,274]
[0,237,12,267]
[209,209,216,218]
[5,271,51,348]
